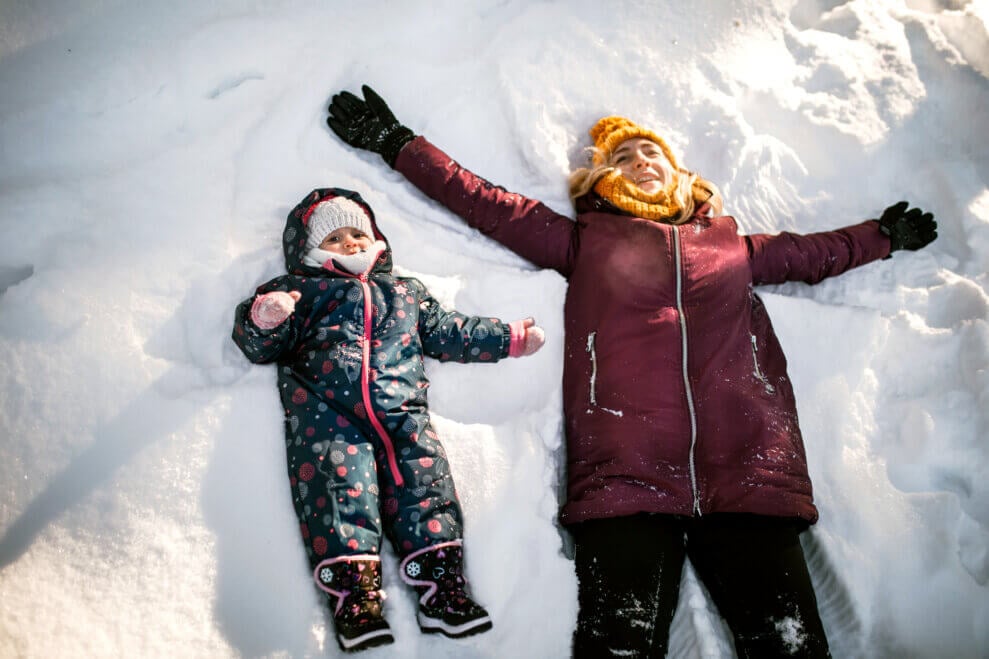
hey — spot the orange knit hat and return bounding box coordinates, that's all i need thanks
[589,116,680,171]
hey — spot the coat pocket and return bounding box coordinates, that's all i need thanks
[586,331,623,417]
[749,333,776,395]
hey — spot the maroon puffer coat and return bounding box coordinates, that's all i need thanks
[394,136,891,525]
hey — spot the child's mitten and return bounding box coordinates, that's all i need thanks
[509,318,546,357]
[250,291,302,330]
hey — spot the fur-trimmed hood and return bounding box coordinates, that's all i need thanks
[282,187,393,277]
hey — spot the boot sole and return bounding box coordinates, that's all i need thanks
[418,612,493,639]
[337,628,394,652]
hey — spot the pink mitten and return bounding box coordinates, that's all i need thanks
[250,291,302,330]
[508,318,546,357]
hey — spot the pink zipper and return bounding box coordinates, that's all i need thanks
[357,274,404,487]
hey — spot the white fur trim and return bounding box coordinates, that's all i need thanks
[303,240,386,275]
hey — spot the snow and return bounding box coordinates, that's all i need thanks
[1,1,987,657]
[774,615,808,655]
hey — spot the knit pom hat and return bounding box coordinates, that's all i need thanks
[589,116,680,171]
[304,197,374,252]
[585,116,690,222]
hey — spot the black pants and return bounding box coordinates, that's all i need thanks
[571,513,831,658]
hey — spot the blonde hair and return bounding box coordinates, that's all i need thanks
[569,146,723,224]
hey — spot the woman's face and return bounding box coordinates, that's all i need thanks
[319,227,372,255]
[610,138,675,193]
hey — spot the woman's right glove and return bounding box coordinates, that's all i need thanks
[327,85,415,168]
[508,318,546,358]
[878,201,937,252]
[250,291,302,330]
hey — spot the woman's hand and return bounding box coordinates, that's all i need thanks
[509,318,546,358]
[327,85,415,167]
[878,201,937,252]
[250,291,302,330]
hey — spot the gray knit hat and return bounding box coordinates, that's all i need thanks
[304,197,374,252]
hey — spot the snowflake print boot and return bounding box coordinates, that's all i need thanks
[399,540,493,638]
[314,555,394,652]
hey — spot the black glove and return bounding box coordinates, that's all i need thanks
[877,201,937,253]
[327,85,415,168]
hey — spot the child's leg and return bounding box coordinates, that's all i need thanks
[379,417,464,554]
[285,430,392,652]
[286,431,384,559]
[686,514,831,658]
[570,514,688,658]
[380,417,491,637]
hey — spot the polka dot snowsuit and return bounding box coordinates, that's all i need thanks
[232,188,513,570]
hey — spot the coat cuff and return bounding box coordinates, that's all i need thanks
[507,320,526,358]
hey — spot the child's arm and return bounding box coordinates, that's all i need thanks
[231,283,304,364]
[414,285,544,363]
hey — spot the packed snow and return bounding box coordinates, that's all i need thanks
[1,1,987,657]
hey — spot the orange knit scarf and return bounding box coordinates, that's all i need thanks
[593,170,685,222]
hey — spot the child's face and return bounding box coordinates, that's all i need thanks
[319,227,373,255]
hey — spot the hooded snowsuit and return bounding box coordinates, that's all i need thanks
[232,188,516,567]
[392,136,892,527]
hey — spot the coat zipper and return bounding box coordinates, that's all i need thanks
[673,227,701,515]
[358,274,404,487]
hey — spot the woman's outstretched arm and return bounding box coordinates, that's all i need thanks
[746,202,937,285]
[327,85,577,276]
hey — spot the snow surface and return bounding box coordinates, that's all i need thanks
[1,1,987,657]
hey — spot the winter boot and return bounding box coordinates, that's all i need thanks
[399,540,493,638]
[314,555,394,652]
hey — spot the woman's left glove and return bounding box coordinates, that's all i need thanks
[878,201,937,252]
[327,84,415,168]
[508,318,546,358]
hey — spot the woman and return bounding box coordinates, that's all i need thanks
[325,85,936,658]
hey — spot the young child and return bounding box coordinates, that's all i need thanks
[232,188,545,652]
